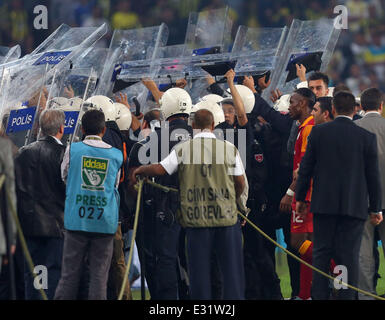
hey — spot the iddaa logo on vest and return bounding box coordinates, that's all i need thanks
[81,156,109,191]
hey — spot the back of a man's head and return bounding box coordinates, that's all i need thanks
[333,83,352,97]
[40,109,65,136]
[361,87,383,112]
[333,91,356,115]
[193,109,214,130]
[82,109,105,136]
[144,109,161,123]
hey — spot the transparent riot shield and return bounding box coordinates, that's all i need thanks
[96,24,169,97]
[141,44,187,82]
[117,7,235,84]
[45,67,98,145]
[264,18,341,100]
[184,7,235,80]
[0,45,21,64]
[0,45,22,92]
[0,64,50,148]
[0,24,107,148]
[188,25,288,103]
[231,25,287,76]
[117,44,189,113]
[72,47,109,80]
[0,23,107,114]
[184,7,233,56]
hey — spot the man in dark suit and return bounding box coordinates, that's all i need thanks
[295,91,382,300]
[355,88,385,299]
[15,109,66,300]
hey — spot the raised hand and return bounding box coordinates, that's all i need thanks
[63,85,75,98]
[242,76,256,93]
[115,92,130,109]
[224,69,236,85]
[257,74,271,91]
[295,63,307,82]
[270,88,283,103]
[175,78,187,89]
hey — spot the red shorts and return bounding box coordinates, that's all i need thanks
[291,201,313,233]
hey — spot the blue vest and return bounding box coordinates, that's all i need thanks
[64,141,123,234]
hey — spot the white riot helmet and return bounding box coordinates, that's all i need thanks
[114,102,132,131]
[226,84,255,113]
[85,95,117,121]
[274,94,290,114]
[159,87,192,120]
[200,94,223,104]
[68,97,83,110]
[47,96,69,109]
[59,97,83,112]
[11,101,26,110]
[194,100,225,127]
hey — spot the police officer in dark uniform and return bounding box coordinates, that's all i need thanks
[215,70,282,300]
[244,75,301,299]
[128,86,193,300]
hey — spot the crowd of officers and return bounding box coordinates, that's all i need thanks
[0,63,383,300]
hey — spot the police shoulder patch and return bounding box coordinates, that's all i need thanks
[254,154,264,163]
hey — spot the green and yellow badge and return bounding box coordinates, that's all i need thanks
[81,156,109,191]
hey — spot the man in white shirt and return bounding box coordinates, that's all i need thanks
[133,109,246,300]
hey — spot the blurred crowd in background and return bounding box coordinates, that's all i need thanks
[0,0,383,94]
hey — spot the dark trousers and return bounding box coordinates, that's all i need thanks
[54,230,114,300]
[24,237,64,300]
[0,237,26,300]
[153,216,181,299]
[107,224,131,300]
[136,210,181,300]
[135,204,156,298]
[243,211,282,300]
[186,223,245,300]
[312,213,365,300]
[281,214,301,297]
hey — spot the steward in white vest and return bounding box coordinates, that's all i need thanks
[133,109,246,300]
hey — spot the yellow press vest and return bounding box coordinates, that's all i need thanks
[174,137,239,228]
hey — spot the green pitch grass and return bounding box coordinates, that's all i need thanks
[132,248,385,300]
[276,248,385,298]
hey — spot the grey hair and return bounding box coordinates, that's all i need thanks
[39,109,65,136]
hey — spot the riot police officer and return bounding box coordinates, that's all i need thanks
[215,70,282,299]
[128,87,193,300]
[133,108,246,300]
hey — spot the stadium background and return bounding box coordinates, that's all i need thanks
[0,0,384,96]
[1,0,384,298]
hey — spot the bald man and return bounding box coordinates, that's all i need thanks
[133,109,246,300]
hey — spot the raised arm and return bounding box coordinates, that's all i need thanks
[142,78,164,104]
[225,69,248,127]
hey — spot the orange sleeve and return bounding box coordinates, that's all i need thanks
[300,125,314,155]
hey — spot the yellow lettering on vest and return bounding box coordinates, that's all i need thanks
[84,158,106,170]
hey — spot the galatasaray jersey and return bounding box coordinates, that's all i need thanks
[293,115,314,202]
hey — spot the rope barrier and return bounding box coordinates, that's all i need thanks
[140,178,385,301]
[0,174,5,190]
[237,211,385,300]
[0,174,48,300]
[2,170,383,300]
[118,179,144,300]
